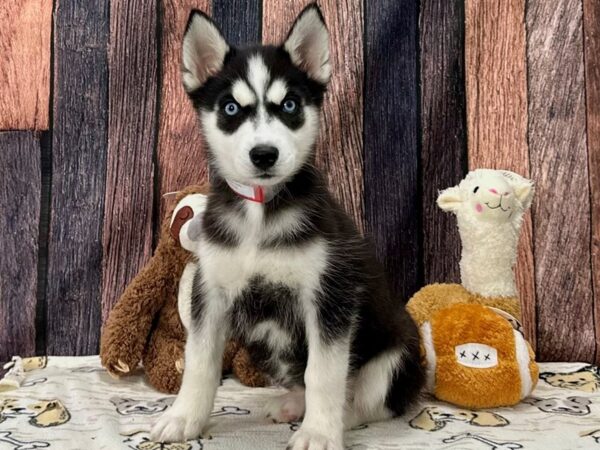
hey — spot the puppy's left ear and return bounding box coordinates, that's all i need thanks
[283,4,331,84]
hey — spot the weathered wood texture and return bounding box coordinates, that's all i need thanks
[157,0,211,225]
[420,0,467,285]
[583,0,600,363]
[527,0,594,361]
[0,1,51,130]
[465,0,537,346]
[213,0,261,46]
[101,0,158,323]
[262,0,365,231]
[0,132,41,364]
[46,0,109,355]
[364,0,421,301]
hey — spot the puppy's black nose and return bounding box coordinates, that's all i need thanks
[249,145,279,170]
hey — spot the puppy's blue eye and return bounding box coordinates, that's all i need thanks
[224,102,240,116]
[282,99,297,113]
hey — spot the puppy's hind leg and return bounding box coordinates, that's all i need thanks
[345,345,424,429]
[265,386,305,423]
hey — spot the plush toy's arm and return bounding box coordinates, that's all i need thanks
[100,224,189,377]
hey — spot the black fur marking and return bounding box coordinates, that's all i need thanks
[229,275,307,386]
[216,95,258,134]
[190,268,206,325]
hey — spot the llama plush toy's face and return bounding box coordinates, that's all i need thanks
[437,169,534,224]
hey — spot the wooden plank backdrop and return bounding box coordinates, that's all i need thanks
[420,0,467,286]
[364,0,421,301]
[45,0,110,356]
[1,0,599,365]
[583,0,600,362]
[101,0,158,322]
[0,133,41,363]
[526,0,595,362]
[465,0,537,346]
[0,1,51,130]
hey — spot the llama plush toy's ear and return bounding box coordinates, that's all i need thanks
[502,171,535,210]
[182,10,229,92]
[283,4,331,84]
[437,186,462,212]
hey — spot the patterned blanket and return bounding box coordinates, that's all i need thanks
[0,356,598,449]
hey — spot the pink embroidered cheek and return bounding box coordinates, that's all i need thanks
[475,203,483,213]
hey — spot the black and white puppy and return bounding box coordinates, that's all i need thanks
[151,4,425,449]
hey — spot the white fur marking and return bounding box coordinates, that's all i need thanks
[247,56,270,100]
[232,79,256,107]
[249,320,292,351]
[266,79,288,104]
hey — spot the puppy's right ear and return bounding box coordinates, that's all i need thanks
[182,10,229,92]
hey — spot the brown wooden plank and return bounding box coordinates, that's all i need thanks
[46,0,109,356]
[0,1,51,130]
[420,0,467,285]
[101,0,158,323]
[0,132,41,363]
[465,0,537,346]
[527,0,594,362]
[157,0,211,224]
[262,0,364,231]
[583,0,600,364]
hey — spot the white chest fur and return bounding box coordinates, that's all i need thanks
[194,201,329,305]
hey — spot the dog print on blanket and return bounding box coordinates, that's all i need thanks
[111,397,175,415]
[540,365,600,393]
[0,398,70,427]
[523,396,592,416]
[409,406,509,431]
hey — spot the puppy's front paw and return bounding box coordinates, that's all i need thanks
[150,407,205,443]
[286,428,343,450]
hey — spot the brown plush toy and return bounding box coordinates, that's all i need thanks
[100,185,267,393]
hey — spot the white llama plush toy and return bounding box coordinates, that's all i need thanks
[437,168,534,298]
[407,169,539,409]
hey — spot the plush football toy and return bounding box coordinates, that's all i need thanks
[407,169,539,409]
[100,185,267,393]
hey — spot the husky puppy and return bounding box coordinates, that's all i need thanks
[151,4,425,449]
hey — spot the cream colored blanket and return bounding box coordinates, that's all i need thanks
[0,356,598,449]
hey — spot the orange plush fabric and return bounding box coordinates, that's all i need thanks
[100,185,267,393]
[407,283,522,327]
[429,304,536,408]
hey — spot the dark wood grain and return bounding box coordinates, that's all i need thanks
[101,0,158,323]
[527,0,594,361]
[583,0,600,364]
[262,0,364,231]
[465,0,537,346]
[157,0,211,225]
[420,0,467,285]
[0,0,51,130]
[364,0,421,301]
[0,132,41,363]
[46,0,109,355]
[213,0,260,46]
